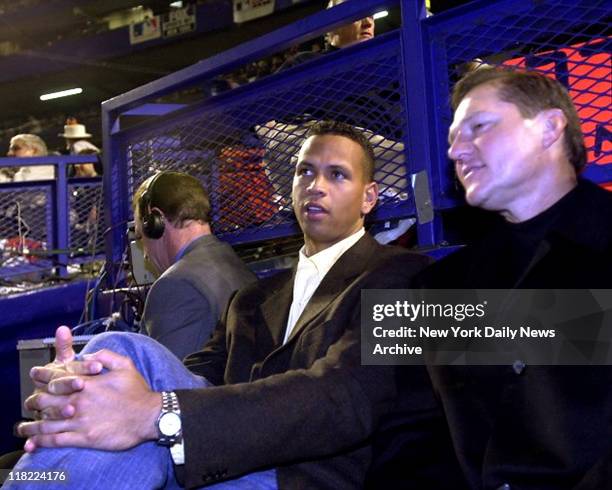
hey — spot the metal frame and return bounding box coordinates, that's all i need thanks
[102,0,612,285]
[102,0,419,283]
[0,155,103,279]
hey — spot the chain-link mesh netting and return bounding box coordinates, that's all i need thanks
[0,178,105,281]
[430,0,611,199]
[0,185,52,279]
[68,181,105,254]
[124,42,411,240]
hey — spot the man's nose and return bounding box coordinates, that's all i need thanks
[362,16,374,28]
[306,174,326,194]
[448,133,472,162]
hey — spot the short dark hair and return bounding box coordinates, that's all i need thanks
[133,171,211,226]
[304,120,375,181]
[451,68,586,171]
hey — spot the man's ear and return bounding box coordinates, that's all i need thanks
[540,108,567,149]
[361,181,379,216]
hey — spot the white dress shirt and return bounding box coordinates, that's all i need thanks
[284,228,365,344]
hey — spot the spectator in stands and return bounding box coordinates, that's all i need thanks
[133,171,256,360]
[326,0,374,49]
[5,134,54,181]
[10,122,459,489]
[278,0,374,71]
[401,69,611,488]
[68,147,104,251]
[59,117,101,177]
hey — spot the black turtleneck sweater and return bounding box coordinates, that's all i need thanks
[409,179,612,490]
[418,179,612,289]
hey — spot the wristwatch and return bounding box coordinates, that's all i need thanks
[157,391,182,447]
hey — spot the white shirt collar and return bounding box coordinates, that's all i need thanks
[296,228,365,278]
[284,228,365,344]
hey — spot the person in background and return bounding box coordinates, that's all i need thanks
[278,0,374,71]
[5,134,54,181]
[59,117,101,177]
[133,171,256,360]
[326,0,374,49]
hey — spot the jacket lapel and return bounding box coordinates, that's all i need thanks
[259,269,296,347]
[285,234,379,343]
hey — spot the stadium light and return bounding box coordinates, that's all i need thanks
[40,88,83,101]
[373,10,389,20]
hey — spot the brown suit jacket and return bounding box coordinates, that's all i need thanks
[175,234,438,489]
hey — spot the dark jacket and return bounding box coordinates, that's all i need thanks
[141,234,256,360]
[415,180,612,490]
[175,234,445,489]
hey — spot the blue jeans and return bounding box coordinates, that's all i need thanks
[7,332,277,489]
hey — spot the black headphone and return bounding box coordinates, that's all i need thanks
[140,172,166,239]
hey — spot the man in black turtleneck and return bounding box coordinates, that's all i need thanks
[413,68,612,489]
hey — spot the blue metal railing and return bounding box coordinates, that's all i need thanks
[101,0,612,285]
[0,155,104,280]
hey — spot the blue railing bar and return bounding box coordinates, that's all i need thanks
[400,0,443,247]
[53,161,70,278]
[421,244,463,260]
[101,0,400,114]
[371,203,417,221]
[120,103,188,117]
[0,155,99,167]
[424,0,539,31]
[109,31,401,142]
[424,0,601,34]
[102,128,131,281]
[219,224,302,246]
[582,163,612,184]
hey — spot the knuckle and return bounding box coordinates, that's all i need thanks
[25,394,40,410]
[41,422,54,435]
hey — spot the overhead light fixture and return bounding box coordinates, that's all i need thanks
[373,10,389,20]
[39,88,83,101]
[170,1,183,7]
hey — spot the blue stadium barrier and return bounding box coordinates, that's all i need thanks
[0,155,105,281]
[101,0,611,285]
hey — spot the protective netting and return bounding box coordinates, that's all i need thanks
[0,185,52,278]
[109,0,609,256]
[429,0,611,200]
[0,179,105,280]
[68,182,105,254]
[125,41,411,240]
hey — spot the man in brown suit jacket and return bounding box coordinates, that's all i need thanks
[12,122,456,489]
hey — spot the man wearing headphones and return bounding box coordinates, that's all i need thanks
[134,171,256,360]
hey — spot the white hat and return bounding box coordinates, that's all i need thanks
[59,123,91,139]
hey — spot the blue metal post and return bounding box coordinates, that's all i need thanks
[399,0,444,247]
[54,159,69,277]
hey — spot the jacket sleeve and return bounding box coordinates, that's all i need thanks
[182,290,240,386]
[176,317,398,488]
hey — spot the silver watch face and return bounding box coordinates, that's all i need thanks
[159,412,181,437]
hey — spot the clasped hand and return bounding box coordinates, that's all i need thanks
[16,326,161,452]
